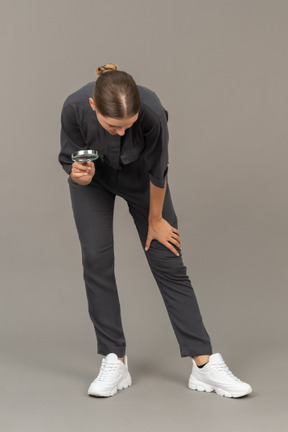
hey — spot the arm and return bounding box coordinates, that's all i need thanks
[148,179,167,223]
[59,104,95,185]
[145,180,181,256]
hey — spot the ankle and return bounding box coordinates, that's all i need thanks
[118,357,125,363]
[193,355,210,366]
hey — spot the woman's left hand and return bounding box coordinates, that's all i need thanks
[145,218,181,256]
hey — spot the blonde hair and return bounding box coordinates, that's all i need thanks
[96,63,119,76]
[93,63,140,118]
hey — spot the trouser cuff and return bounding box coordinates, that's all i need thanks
[180,342,213,358]
[98,344,126,358]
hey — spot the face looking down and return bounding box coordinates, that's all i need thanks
[89,98,139,136]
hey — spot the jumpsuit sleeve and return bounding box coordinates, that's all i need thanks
[59,104,86,175]
[144,108,169,189]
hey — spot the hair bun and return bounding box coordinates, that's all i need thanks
[96,63,119,76]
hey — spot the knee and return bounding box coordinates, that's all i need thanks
[146,245,188,279]
[82,243,114,270]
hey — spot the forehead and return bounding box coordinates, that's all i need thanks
[101,113,139,127]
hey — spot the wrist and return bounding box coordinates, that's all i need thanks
[148,215,162,224]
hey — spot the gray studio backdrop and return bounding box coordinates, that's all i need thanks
[1,1,287,431]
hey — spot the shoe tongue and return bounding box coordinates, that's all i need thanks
[209,353,224,364]
[105,353,119,363]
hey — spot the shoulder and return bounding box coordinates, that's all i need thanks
[62,82,94,111]
[61,82,95,126]
[137,85,168,131]
[138,85,166,116]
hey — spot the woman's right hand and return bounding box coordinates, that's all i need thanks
[70,161,95,185]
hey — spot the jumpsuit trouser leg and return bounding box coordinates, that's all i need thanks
[68,176,127,357]
[126,184,212,357]
[68,163,212,358]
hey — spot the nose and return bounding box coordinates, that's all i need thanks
[116,128,126,136]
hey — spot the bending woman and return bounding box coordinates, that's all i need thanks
[59,63,252,399]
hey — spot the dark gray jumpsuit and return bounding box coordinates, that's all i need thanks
[59,82,212,358]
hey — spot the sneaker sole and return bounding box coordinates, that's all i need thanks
[188,376,252,398]
[88,373,132,398]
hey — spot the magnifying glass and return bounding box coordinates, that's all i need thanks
[71,149,99,164]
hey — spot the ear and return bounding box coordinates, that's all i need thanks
[89,97,96,111]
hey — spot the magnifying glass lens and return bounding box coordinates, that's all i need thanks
[71,150,99,163]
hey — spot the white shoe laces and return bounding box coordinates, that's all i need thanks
[96,360,121,382]
[213,360,241,382]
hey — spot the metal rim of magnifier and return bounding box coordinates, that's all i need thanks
[71,149,99,163]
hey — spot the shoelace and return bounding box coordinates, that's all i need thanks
[213,360,241,382]
[96,361,121,382]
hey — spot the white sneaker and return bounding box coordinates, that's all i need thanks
[188,353,252,398]
[88,353,132,397]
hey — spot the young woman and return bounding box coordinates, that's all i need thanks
[59,63,252,398]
